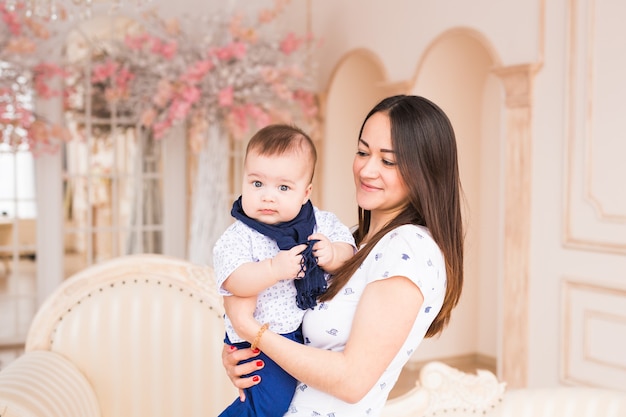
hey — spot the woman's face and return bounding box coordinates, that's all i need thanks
[352,111,409,223]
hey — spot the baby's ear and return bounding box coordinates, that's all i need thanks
[302,183,313,204]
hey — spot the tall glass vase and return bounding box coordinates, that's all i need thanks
[188,124,231,267]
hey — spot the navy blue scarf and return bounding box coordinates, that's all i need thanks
[231,197,326,310]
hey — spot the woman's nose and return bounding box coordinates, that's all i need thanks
[359,157,378,178]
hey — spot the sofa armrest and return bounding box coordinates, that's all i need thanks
[382,361,505,417]
[0,351,100,417]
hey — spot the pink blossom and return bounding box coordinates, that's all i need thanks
[181,86,201,104]
[280,32,302,55]
[182,60,214,82]
[150,37,163,54]
[226,106,249,140]
[218,86,234,107]
[160,41,178,59]
[212,46,232,61]
[34,62,65,78]
[92,60,118,83]
[34,63,65,99]
[115,67,135,90]
[254,111,270,129]
[294,90,318,118]
[124,33,150,50]
[169,99,191,120]
[0,5,22,35]
[246,104,270,128]
[147,36,177,59]
[212,42,247,61]
[230,42,247,59]
[16,107,33,126]
[153,119,173,139]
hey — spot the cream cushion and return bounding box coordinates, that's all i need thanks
[0,350,99,417]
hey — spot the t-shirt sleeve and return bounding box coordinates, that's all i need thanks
[212,223,255,296]
[366,226,446,303]
[314,210,356,248]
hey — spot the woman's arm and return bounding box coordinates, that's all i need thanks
[225,275,423,403]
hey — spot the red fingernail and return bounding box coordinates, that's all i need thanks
[229,345,236,351]
[256,360,263,367]
[252,348,260,353]
[252,375,260,382]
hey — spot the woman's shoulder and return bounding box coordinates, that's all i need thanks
[384,224,434,242]
[376,224,441,257]
[362,224,445,286]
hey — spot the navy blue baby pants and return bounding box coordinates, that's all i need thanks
[218,327,303,417]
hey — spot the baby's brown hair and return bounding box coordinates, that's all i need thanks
[246,124,317,182]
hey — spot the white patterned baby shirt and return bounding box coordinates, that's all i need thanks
[214,207,356,343]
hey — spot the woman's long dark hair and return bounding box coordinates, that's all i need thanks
[319,95,464,338]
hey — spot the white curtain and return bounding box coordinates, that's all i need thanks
[187,124,231,267]
[125,129,163,254]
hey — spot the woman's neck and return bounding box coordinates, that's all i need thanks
[364,214,393,243]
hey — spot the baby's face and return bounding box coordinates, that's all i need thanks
[241,150,313,224]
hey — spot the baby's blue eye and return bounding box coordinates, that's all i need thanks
[279,185,290,191]
[253,181,262,187]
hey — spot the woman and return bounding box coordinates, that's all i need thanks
[222,94,464,416]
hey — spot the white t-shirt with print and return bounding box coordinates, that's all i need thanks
[214,207,356,343]
[285,224,446,417]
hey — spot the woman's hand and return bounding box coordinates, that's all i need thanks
[222,344,263,401]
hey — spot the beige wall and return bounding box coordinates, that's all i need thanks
[304,0,626,391]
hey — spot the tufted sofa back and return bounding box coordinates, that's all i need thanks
[23,254,236,417]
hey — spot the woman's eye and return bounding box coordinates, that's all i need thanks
[356,150,368,157]
[382,159,397,167]
[253,181,262,187]
[279,185,290,191]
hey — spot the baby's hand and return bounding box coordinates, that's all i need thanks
[309,233,334,270]
[270,244,307,281]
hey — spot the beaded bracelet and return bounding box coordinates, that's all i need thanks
[250,323,270,350]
